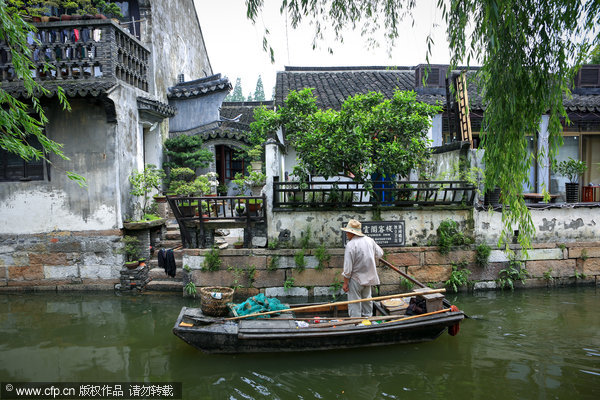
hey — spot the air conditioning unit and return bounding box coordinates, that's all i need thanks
[576,65,600,88]
[415,65,448,88]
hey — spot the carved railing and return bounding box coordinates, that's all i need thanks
[0,19,149,93]
[273,178,476,209]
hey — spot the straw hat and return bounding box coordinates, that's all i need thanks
[341,219,365,237]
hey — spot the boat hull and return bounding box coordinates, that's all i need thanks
[173,307,464,354]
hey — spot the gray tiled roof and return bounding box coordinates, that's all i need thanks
[277,66,600,113]
[168,74,231,99]
[564,93,600,113]
[275,66,446,110]
[456,71,600,113]
[220,101,274,126]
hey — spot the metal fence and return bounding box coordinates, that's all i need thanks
[273,178,476,209]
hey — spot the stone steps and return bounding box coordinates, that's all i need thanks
[148,266,184,280]
[145,280,182,292]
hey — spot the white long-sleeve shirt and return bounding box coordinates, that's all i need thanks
[342,235,383,286]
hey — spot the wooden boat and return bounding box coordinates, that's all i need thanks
[172,288,465,354]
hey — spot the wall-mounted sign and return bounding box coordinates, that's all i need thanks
[342,221,405,247]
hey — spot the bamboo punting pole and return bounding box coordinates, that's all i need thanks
[225,288,446,321]
[308,308,453,328]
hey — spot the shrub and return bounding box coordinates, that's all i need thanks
[476,243,492,268]
[118,235,141,262]
[284,277,295,291]
[496,260,529,290]
[314,244,330,271]
[294,250,306,271]
[203,247,222,271]
[445,261,472,293]
[267,255,280,271]
[184,281,197,297]
[437,219,472,255]
[164,135,213,171]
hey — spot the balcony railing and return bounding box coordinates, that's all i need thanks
[273,178,476,209]
[167,195,266,248]
[0,19,149,93]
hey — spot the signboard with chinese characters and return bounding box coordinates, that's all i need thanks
[342,221,405,247]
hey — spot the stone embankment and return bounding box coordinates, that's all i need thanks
[2,230,599,294]
[182,241,600,298]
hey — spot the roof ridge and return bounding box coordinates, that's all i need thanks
[221,100,275,107]
[283,66,414,72]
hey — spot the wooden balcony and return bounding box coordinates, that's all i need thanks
[0,19,149,96]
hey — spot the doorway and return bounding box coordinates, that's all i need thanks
[215,145,245,185]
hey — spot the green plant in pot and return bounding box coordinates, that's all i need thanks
[554,158,587,203]
[119,235,141,269]
[235,203,246,216]
[217,184,228,196]
[247,145,264,172]
[95,0,123,19]
[233,167,266,196]
[129,164,166,216]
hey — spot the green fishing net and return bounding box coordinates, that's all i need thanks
[233,293,288,318]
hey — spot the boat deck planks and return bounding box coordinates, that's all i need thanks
[238,319,297,332]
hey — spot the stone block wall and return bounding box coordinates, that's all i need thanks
[0,230,123,291]
[182,241,600,298]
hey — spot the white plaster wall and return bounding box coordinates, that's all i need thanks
[142,0,212,96]
[270,209,473,246]
[428,114,443,147]
[0,189,116,234]
[475,206,600,244]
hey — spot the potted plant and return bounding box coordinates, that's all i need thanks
[247,198,263,214]
[233,240,244,249]
[247,145,263,172]
[95,0,123,21]
[129,164,166,215]
[555,158,587,203]
[203,172,219,196]
[217,184,228,196]
[235,204,246,216]
[233,167,266,196]
[119,235,141,269]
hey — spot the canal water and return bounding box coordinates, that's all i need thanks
[0,287,598,399]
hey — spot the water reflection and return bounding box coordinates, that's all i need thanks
[1,288,599,399]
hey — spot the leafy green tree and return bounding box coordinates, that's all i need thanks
[163,135,213,171]
[246,92,253,101]
[253,75,266,101]
[261,88,441,184]
[245,0,600,254]
[590,43,600,64]
[225,77,245,102]
[0,1,85,186]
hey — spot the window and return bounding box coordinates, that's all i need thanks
[0,137,45,182]
[114,1,141,38]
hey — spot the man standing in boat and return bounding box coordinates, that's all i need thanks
[341,219,384,318]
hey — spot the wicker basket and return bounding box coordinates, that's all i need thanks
[200,286,234,317]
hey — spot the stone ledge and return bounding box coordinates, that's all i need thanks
[123,218,167,230]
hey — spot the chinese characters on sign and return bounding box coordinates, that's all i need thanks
[342,221,405,247]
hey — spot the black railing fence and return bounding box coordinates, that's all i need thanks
[166,195,266,248]
[273,178,476,208]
